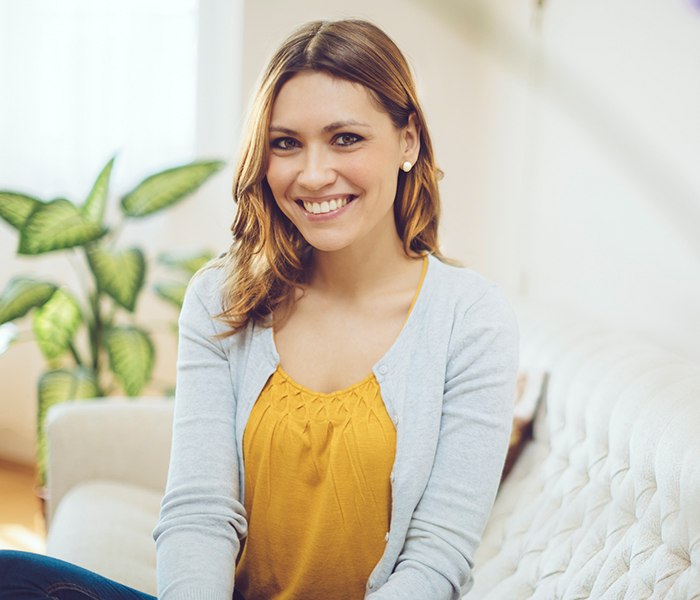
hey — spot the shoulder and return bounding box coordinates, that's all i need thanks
[186,265,226,312]
[178,265,228,331]
[423,256,519,357]
[422,258,519,390]
[426,255,515,321]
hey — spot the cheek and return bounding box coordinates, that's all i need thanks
[345,154,389,184]
[348,155,398,199]
[265,158,293,199]
[264,170,295,222]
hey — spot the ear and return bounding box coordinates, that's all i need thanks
[400,112,421,167]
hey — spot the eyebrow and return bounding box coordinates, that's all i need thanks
[269,120,371,135]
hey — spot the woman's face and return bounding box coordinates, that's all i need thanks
[265,71,419,254]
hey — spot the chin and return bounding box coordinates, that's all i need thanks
[306,241,351,254]
[300,234,354,254]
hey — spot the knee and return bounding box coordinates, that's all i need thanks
[0,549,31,572]
[0,550,43,589]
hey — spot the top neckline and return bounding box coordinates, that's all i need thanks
[274,365,378,398]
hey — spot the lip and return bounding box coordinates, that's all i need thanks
[295,194,357,221]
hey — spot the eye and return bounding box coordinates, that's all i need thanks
[270,137,300,151]
[334,133,363,147]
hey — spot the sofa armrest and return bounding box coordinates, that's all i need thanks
[45,397,173,525]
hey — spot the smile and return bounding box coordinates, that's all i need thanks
[299,195,356,215]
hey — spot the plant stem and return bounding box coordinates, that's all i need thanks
[90,292,102,372]
[67,341,84,367]
[82,247,102,375]
[105,301,118,328]
[68,249,92,309]
[88,292,108,398]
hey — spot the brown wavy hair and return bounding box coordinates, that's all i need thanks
[212,19,443,335]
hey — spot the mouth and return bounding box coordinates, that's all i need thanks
[296,195,357,215]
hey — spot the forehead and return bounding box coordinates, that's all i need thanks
[270,71,390,129]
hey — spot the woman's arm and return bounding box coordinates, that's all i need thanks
[369,286,519,600]
[152,272,247,600]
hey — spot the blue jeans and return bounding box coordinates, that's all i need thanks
[0,551,156,599]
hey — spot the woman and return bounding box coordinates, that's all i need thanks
[0,18,518,600]
[154,17,520,600]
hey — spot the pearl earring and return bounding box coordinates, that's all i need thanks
[401,161,412,173]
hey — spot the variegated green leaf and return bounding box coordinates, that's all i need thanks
[120,160,224,217]
[158,250,216,275]
[82,156,115,225]
[0,192,42,230]
[104,326,154,396]
[154,282,187,308]
[18,198,107,255]
[32,289,83,360]
[37,367,99,484]
[86,245,145,311]
[0,278,57,324]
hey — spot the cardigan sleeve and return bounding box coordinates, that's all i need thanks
[152,272,247,600]
[367,285,519,600]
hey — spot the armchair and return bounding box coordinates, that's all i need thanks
[45,397,173,595]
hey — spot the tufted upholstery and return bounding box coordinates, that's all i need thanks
[468,306,700,599]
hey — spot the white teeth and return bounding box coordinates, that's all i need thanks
[302,196,351,215]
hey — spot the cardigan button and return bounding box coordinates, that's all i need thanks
[368,578,375,590]
[385,531,390,541]
[378,364,388,375]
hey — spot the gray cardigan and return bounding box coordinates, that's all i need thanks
[153,254,519,600]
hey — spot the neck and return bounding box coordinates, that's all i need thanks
[310,233,415,299]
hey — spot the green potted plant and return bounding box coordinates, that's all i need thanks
[0,156,223,484]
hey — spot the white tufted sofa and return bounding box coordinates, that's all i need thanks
[44,305,700,598]
[467,305,700,599]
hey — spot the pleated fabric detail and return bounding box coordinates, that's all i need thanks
[235,368,396,600]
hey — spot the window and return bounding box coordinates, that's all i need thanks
[0,0,200,196]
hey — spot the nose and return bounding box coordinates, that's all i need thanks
[296,146,337,191]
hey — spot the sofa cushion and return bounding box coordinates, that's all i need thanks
[46,479,160,595]
[468,315,700,599]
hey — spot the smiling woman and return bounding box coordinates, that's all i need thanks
[0,18,519,600]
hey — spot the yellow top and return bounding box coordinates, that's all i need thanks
[236,370,396,600]
[235,256,428,600]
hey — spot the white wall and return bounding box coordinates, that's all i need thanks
[477,0,700,360]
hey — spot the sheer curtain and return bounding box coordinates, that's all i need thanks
[0,0,199,197]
